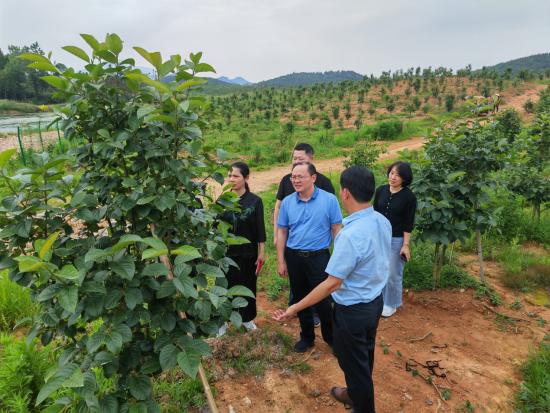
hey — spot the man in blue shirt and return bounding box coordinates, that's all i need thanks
[274,165,391,413]
[277,161,342,353]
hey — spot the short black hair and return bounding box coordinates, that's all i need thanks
[292,161,316,176]
[293,143,314,157]
[340,165,375,203]
[386,161,413,187]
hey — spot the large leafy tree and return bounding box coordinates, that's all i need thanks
[1,33,252,412]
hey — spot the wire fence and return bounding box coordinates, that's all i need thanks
[15,120,80,167]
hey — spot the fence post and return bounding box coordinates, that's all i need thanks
[38,120,44,150]
[56,122,62,151]
[17,126,26,166]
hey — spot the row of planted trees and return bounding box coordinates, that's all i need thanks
[404,90,550,288]
[0,34,254,412]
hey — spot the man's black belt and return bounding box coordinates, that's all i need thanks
[287,248,329,258]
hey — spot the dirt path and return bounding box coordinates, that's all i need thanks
[0,130,61,154]
[502,84,546,113]
[212,136,427,197]
[209,255,550,413]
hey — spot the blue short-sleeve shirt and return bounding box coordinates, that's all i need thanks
[326,206,392,305]
[277,186,343,251]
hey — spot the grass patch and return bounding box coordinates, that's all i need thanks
[494,245,550,290]
[0,99,43,114]
[0,270,39,331]
[403,242,478,291]
[514,343,550,412]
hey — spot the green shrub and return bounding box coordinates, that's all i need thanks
[0,270,39,331]
[0,334,57,411]
[403,242,478,291]
[515,344,550,412]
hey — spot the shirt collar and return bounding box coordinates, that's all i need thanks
[294,185,319,203]
[343,206,374,226]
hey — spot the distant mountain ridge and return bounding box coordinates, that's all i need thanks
[477,52,550,76]
[217,76,253,85]
[256,70,364,87]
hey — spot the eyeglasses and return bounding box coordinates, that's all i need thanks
[290,175,311,182]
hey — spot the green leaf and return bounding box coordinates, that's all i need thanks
[229,311,242,328]
[125,288,142,310]
[112,234,144,252]
[87,332,106,353]
[142,248,168,259]
[133,47,162,71]
[58,285,79,313]
[0,148,17,168]
[185,339,212,356]
[62,46,90,63]
[172,276,196,298]
[96,50,117,64]
[35,376,66,405]
[216,148,228,161]
[85,248,113,262]
[79,281,107,294]
[105,331,123,354]
[141,237,167,251]
[15,220,31,238]
[171,245,202,260]
[194,63,216,74]
[140,357,161,375]
[129,404,148,413]
[129,375,152,401]
[19,53,50,63]
[40,232,60,259]
[62,367,84,388]
[177,349,201,379]
[160,313,177,332]
[80,34,100,51]
[196,263,225,278]
[56,265,80,280]
[115,323,133,342]
[40,76,68,90]
[38,283,64,301]
[141,263,170,277]
[98,394,119,413]
[226,285,255,298]
[177,78,207,92]
[106,33,123,55]
[125,73,171,95]
[159,344,180,371]
[109,257,136,280]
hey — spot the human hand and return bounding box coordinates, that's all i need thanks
[400,244,410,261]
[272,305,297,322]
[277,262,287,278]
[255,253,266,266]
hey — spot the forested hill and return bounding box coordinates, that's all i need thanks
[161,75,233,85]
[256,70,364,87]
[481,52,550,76]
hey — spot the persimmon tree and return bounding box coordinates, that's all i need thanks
[403,114,510,287]
[1,33,252,412]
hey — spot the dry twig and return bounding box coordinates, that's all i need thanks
[481,303,534,323]
[409,331,433,342]
[292,349,316,367]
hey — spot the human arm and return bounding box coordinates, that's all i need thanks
[331,223,342,243]
[276,227,288,278]
[400,232,412,261]
[256,242,266,266]
[273,199,282,248]
[273,275,344,322]
[256,198,267,265]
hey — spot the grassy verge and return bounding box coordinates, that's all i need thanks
[0,99,45,114]
[514,342,550,412]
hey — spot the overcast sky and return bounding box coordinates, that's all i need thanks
[1,0,549,83]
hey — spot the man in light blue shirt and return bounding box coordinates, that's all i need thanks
[277,162,342,353]
[274,165,391,413]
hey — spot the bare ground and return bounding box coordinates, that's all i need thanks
[206,254,550,413]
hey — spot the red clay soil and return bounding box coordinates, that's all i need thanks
[210,259,550,413]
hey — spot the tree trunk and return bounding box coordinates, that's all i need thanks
[476,229,485,283]
[432,242,441,290]
[436,244,448,285]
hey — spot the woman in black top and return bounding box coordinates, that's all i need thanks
[218,162,266,336]
[373,161,417,318]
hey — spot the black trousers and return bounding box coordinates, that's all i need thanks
[333,295,384,413]
[284,248,333,346]
[225,256,257,323]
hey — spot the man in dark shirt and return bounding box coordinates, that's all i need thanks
[273,143,335,326]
